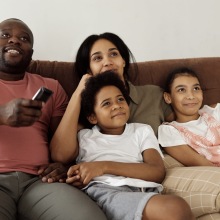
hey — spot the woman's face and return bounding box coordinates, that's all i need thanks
[89,39,125,81]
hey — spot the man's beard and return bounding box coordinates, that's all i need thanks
[0,52,32,74]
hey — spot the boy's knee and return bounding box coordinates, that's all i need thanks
[143,194,194,220]
[166,196,195,220]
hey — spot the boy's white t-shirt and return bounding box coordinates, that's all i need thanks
[77,123,163,192]
[158,104,220,147]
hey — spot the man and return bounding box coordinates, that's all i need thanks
[0,18,106,220]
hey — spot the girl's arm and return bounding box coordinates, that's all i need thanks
[164,145,214,166]
[50,74,91,164]
[67,148,165,186]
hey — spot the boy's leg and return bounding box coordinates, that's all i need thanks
[86,183,158,220]
[143,194,195,220]
[18,179,107,220]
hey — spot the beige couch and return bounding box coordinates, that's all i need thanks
[28,57,220,220]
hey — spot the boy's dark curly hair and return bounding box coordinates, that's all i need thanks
[80,71,130,128]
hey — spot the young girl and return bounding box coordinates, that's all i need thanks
[158,67,220,166]
[66,71,195,220]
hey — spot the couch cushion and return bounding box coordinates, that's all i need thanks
[162,166,220,218]
[197,213,220,220]
[27,60,79,99]
[163,154,184,169]
[28,58,220,105]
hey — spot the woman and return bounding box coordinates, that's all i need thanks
[50,32,173,164]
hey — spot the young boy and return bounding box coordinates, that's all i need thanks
[66,71,195,220]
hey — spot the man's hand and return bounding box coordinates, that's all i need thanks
[38,163,68,183]
[0,98,42,126]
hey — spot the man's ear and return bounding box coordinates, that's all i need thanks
[87,113,98,125]
[163,92,172,104]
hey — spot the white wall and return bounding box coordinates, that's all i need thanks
[1,0,220,62]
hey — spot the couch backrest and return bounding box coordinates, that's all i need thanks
[27,57,220,105]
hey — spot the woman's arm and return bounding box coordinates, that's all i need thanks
[50,74,91,164]
[164,145,214,166]
[67,149,165,186]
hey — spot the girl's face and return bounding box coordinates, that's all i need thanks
[87,85,130,135]
[89,39,126,81]
[164,75,203,122]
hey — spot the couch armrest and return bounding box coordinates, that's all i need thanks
[162,166,220,218]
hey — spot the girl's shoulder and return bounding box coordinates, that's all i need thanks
[159,122,179,132]
[199,103,220,114]
[158,123,183,144]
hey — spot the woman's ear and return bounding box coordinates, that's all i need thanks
[163,92,172,104]
[87,113,98,125]
[87,68,92,74]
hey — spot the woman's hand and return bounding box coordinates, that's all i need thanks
[74,74,92,96]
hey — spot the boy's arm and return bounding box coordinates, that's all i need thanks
[164,145,214,166]
[102,149,165,183]
[67,148,165,186]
